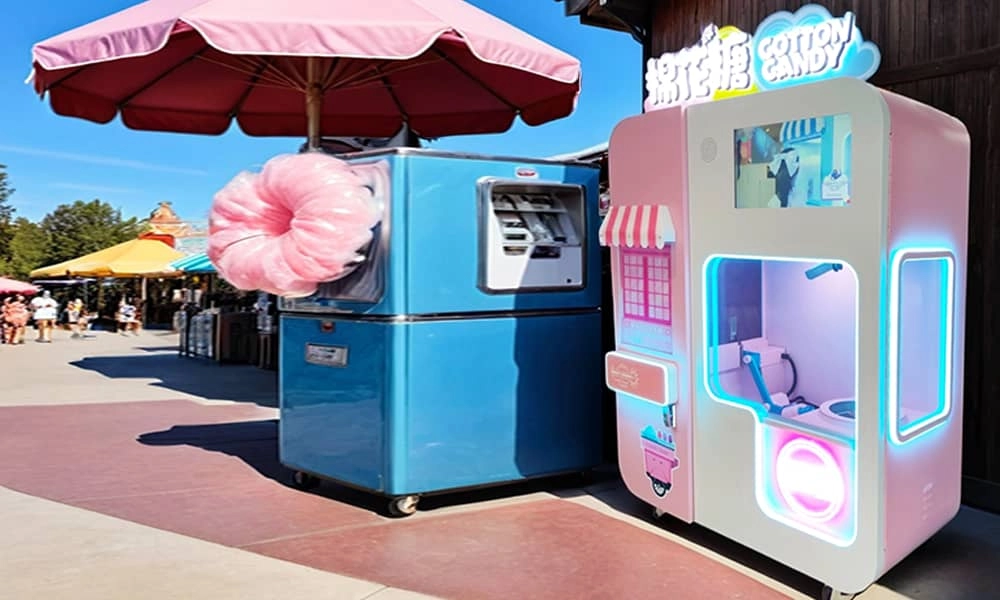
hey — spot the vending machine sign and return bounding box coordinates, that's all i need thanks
[644,24,755,109]
[305,343,349,368]
[514,166,540,179]
[644,4,881,111]
[752,6,881,92]
[605,351,673,406]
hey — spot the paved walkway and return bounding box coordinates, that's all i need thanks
[0,329,997,599]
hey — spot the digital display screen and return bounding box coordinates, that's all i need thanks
[734,113,852,208]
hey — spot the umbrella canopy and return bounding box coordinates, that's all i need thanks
[170,252,217,274]
[0,277,40,295]
[29,0,582,145]
[30,238,186,278]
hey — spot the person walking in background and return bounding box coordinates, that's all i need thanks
[117,298,139,336]
[4,295,30,345]
[67,298,88,338]
[30,290,59,343]
[76,299,90,336]
[1,297,12,344]
[0,297,8,344]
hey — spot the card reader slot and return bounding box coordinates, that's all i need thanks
[530,246,562,259]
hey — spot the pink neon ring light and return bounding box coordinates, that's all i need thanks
[774,438,846,522]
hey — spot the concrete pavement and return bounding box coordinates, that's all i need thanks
[0,329,276,407]
[0,486,437,600]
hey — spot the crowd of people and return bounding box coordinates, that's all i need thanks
[2,291,58,344]
[1,290,87,345]
[0,290,144,345]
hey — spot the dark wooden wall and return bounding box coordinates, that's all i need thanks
[648,0,1000,509]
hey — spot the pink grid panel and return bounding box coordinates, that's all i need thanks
[620,247,672,325]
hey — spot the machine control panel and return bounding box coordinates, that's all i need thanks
[479,180,587,293]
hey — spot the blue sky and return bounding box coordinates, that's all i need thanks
[0,1,640,223]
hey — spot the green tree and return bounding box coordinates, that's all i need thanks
[4,218,51,279]
[0,164,16,267]
[41,199,143,264]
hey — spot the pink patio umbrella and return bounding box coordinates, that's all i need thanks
[0,277,40,295]
[28,0,582,148]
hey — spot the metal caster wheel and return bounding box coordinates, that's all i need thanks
[291,471,320,490]
[387,495,420,518]
[650,479,669,497]
[820,585,856,600]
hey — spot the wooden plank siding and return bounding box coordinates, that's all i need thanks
[646,1,1000,505]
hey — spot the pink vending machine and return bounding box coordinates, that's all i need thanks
[601,11,970,598]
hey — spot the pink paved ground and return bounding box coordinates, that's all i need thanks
[0,399,790,600]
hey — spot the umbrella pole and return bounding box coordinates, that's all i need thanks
[141,277,148,327]
[97,278,104,320]
[306,56,322,151]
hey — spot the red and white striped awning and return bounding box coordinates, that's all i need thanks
[599,204,676,248]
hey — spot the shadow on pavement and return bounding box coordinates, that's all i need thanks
[137,419,605,516]
[69,353,278,407]
[138,419,401,516]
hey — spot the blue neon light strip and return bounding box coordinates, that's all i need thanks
[886,249,956,445]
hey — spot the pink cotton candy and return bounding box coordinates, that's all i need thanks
[207,153,381,298]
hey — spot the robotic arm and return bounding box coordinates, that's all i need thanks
[741,347,815,418]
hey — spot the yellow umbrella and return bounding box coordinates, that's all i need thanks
[30,238,187,278]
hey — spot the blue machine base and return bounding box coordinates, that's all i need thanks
[279,312,603,497]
